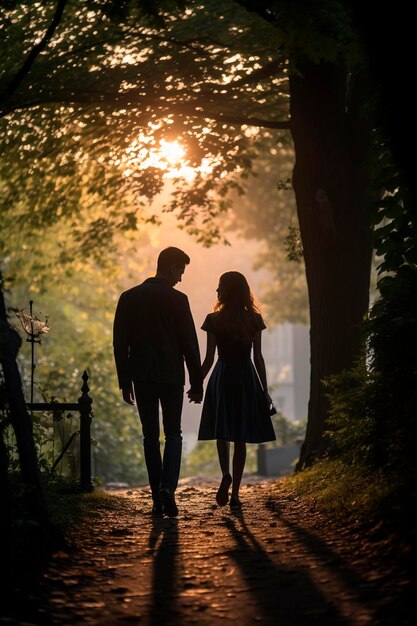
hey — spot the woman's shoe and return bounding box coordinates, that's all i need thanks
[229,497,242,511]
[216,473,232,506]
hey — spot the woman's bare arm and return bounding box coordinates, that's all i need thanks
[201,332,217,379]
[253,331,273,404]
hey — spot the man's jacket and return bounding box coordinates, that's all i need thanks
[113,277,202,392]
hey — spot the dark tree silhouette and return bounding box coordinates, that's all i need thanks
[0,276,63,560]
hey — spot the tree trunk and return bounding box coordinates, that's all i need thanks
[289,62,373,468]
[350,0,416,211]
[0,277,60,550]
[0,420,13,567]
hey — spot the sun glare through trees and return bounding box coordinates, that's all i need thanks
[123,131,215,182]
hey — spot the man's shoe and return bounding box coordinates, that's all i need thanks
[151,503,164,518]
[159,488,178,517]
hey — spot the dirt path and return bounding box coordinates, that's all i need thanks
[4,478,412,625]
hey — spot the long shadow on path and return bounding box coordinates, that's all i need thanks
[223,511,349,625]
[265,497,413,626]
[149,517,180,626]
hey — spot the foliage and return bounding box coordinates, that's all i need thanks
[2,0,406,483]
[371,134,417,275]
[304,96,417,529]
[284,459,399,533]
[0,0,313,488]
[323,359,379,467]
[0,107,162,277]
[0,0,306,321]
[4,245,155,485]
[316,74,416,450]
[366,266,417,479]
[319,173,417,534]
[183,411,305,476]
[227,139,309,324]
[183,439,258,476]
[365,134,417,486]
[3,379,86,477]
[320,267,417,529]
[182,440,221,476]
[270,410,305,447]
[45,478,131,534]
[0,0,291,263]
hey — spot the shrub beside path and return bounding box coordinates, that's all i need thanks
[4,477,412,625]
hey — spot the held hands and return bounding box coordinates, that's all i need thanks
[123,387,202,405]
[187,388,203,404]
[122,388,135,405]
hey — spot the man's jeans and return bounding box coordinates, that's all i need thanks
[133,381,183,501]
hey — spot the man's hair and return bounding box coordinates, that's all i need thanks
[157,247,190,273]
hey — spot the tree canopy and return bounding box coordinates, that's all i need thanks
[2,0,412,472]
[0,0,289,246]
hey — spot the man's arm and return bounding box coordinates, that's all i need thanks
[122,388,135,406]
[178,295,203,401]
[187,330,216,404]
[113,292,133,402]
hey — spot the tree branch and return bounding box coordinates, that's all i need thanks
[175,107,291,130]
[223,60,285,90]
[1,89,290,129]
[0,0,68,106]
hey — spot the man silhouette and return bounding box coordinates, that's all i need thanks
[113,247,203,517]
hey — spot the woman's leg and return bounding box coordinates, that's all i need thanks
[215,440,232,506]
[231,442,246,500]
[216,439,230,475]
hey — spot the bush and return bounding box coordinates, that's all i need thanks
[319,265,417,539]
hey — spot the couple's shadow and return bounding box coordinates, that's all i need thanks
[148,517,180,625]
[145,508,350,626]
[222,509,349,625]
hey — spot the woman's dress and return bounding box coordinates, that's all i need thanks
[198,312,276,443]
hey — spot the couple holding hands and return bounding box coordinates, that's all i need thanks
[113,247,276,518]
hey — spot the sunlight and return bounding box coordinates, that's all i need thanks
[158,140,185,166]
[124,134,215,183]
[141,139,193,180]
[125,137,186,173]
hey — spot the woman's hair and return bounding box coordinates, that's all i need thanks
[214,271,260,341]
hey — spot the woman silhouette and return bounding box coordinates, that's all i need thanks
[198,271,276,510]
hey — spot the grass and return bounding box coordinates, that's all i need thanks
[44,479,130,536]
[281,458,412,546]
